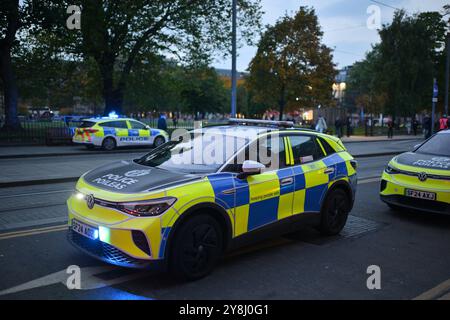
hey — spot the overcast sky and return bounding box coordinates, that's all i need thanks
[212,0,448,71]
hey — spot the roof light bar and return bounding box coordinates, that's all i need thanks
[228,118,294,128]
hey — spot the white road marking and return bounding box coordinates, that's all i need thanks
[0,266,149,296]
[414,278,450,300]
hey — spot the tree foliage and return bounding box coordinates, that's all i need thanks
[347,10,447,118]
[69,0,262,115]
[247,6,336,120]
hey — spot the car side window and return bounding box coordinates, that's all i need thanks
[222,135,288,173]
[130,121,147,130]
[100,121,128,129]
[257,135,287,169]
[318,137,336,156]
[289,135,324,165]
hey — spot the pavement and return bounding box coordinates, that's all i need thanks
[0,156,449,299]
[0,138,421,187]
[0,134,422,159]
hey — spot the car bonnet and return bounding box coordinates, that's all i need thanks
[82,160,201,193]
[393,152,450,175]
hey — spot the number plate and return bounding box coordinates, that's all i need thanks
[72,219,98,240]
[405,189,436,201]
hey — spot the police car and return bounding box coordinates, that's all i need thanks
[380,129,450,214]
[67,119,358,280]
[72,117,168,150]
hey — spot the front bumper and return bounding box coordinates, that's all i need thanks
[380,194,450,214]
[67,193,170,268]
[380,172,450,215]
[67,228,154,269]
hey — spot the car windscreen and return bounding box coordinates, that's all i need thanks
[78,121,96,128]
[135,132,249,174]
[415,133,450,157]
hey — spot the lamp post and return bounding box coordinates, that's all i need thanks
[445,27,449,115]
[230,0,237,118]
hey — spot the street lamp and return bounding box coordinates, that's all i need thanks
[444,18,450,115]
[230,0,237,118]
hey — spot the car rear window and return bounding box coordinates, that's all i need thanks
[78,121,96,128]
[99,121,128,129]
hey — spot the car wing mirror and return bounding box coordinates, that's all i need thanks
[238,160,265,179]
[145,125,150,130]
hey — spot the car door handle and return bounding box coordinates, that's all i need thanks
[280,177,294,186]
[222,188,236,195]
[324,167,335,174]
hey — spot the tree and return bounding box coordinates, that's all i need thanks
[376,10,446,117]
[247,6,336,120]
[72,0,262,115]
[0,0,21,129]
[347,46,385,116]
[179,65,229,117]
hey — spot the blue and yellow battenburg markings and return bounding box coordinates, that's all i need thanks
[195,137,356,240]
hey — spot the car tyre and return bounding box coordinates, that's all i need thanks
[153,136,165,148]
[318,188,350,236]
[169,214,223,281]
[102,137,116,151]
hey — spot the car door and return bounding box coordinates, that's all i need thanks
[227,134,294,236]
[110,120,130,146]
[128,120,151,146]
[287,134,330,214]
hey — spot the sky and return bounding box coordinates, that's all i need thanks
[212,0,448,71]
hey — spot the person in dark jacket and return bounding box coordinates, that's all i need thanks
[346,116,352,137]
[423,114,432,139]
[157,113,168,131]
[335,117,343,138]
[412,117,418,136]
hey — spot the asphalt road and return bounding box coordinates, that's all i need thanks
[0,154,449,300]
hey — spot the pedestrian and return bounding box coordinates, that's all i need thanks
[387,117,394,139]
[439,114,448,131]
[315,115,327,133]
[423,114,432,139]
[172,114,178,128]
[157,113,168,131]
[335,117,343,138]
[346,116,352,137]
[412,117,418,136]
[405,120,411,135]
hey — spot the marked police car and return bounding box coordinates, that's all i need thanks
[72,117,169,150]
[380,129,450,214]
[67,119,358,280]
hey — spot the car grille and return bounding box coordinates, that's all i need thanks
[68,229,150,268]
[383,195,450,214]
[389,167,450,181]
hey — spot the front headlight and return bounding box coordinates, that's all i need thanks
[117,197,177,217]
[385,164,398,174]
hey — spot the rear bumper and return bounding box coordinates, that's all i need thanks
[72,136,103,146]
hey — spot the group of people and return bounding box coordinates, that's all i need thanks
[312,116,353,138]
